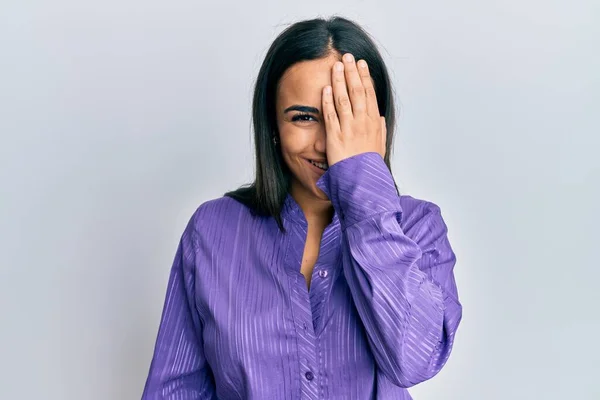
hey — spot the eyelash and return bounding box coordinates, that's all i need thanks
[291,112,317,122]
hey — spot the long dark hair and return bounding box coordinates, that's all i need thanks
[224,16,399,233]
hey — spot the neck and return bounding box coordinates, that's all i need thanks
[290,182,334,229]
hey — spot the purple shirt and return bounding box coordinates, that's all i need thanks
[142,152,462,399]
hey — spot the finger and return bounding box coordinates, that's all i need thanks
[331,61,353,121]
[342,53,367,116]
[322,85,341,137]
[357,59,380,118]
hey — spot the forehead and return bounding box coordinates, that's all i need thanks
[276,55,340,112]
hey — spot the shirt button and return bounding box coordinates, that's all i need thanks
[305,371,314,381]
[303,322,308,330]
[318,269,328,278]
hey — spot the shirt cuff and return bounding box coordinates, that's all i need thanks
[316,152,402,229]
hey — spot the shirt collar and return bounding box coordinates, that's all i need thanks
[280,191,343,269]
[281,191,340,229]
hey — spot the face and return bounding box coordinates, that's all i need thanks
[275,54,341,202]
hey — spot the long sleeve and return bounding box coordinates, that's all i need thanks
[142,213,216,399]
[316,152,463,388]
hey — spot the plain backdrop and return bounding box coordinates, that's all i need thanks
[1,1,598,399]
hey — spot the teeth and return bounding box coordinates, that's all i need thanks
[309,160,328,170]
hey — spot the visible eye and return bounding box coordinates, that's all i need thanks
[291,112,317,123]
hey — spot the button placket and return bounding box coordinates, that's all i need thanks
[285,224,321,398]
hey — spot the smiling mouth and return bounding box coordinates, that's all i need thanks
[306,158,328,172]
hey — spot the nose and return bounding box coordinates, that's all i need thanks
[314,126,326,153]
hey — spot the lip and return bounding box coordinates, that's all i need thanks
[304,158,327,175]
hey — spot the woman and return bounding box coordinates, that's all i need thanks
[142,16,462,400]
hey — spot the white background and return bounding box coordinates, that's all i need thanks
[1,1,598,398]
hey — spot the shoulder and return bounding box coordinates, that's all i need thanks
[184,195,254,240]
[189,195,252,228]
[398,194,448,240]
[399,194,442,220]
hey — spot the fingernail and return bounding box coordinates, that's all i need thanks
[335,62,343,71]
[343,53,354,62]
[358,60,367,68]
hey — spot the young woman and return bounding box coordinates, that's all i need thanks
[142,16,462,400]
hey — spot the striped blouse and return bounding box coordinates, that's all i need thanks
[141,151,463,399]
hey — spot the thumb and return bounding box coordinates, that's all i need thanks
[380,116,387,158]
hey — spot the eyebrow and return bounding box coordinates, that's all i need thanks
[283,105,320,115]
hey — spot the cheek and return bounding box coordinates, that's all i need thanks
[280,133,309,155]
[280,124,318,149]
[281,141,303,156]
